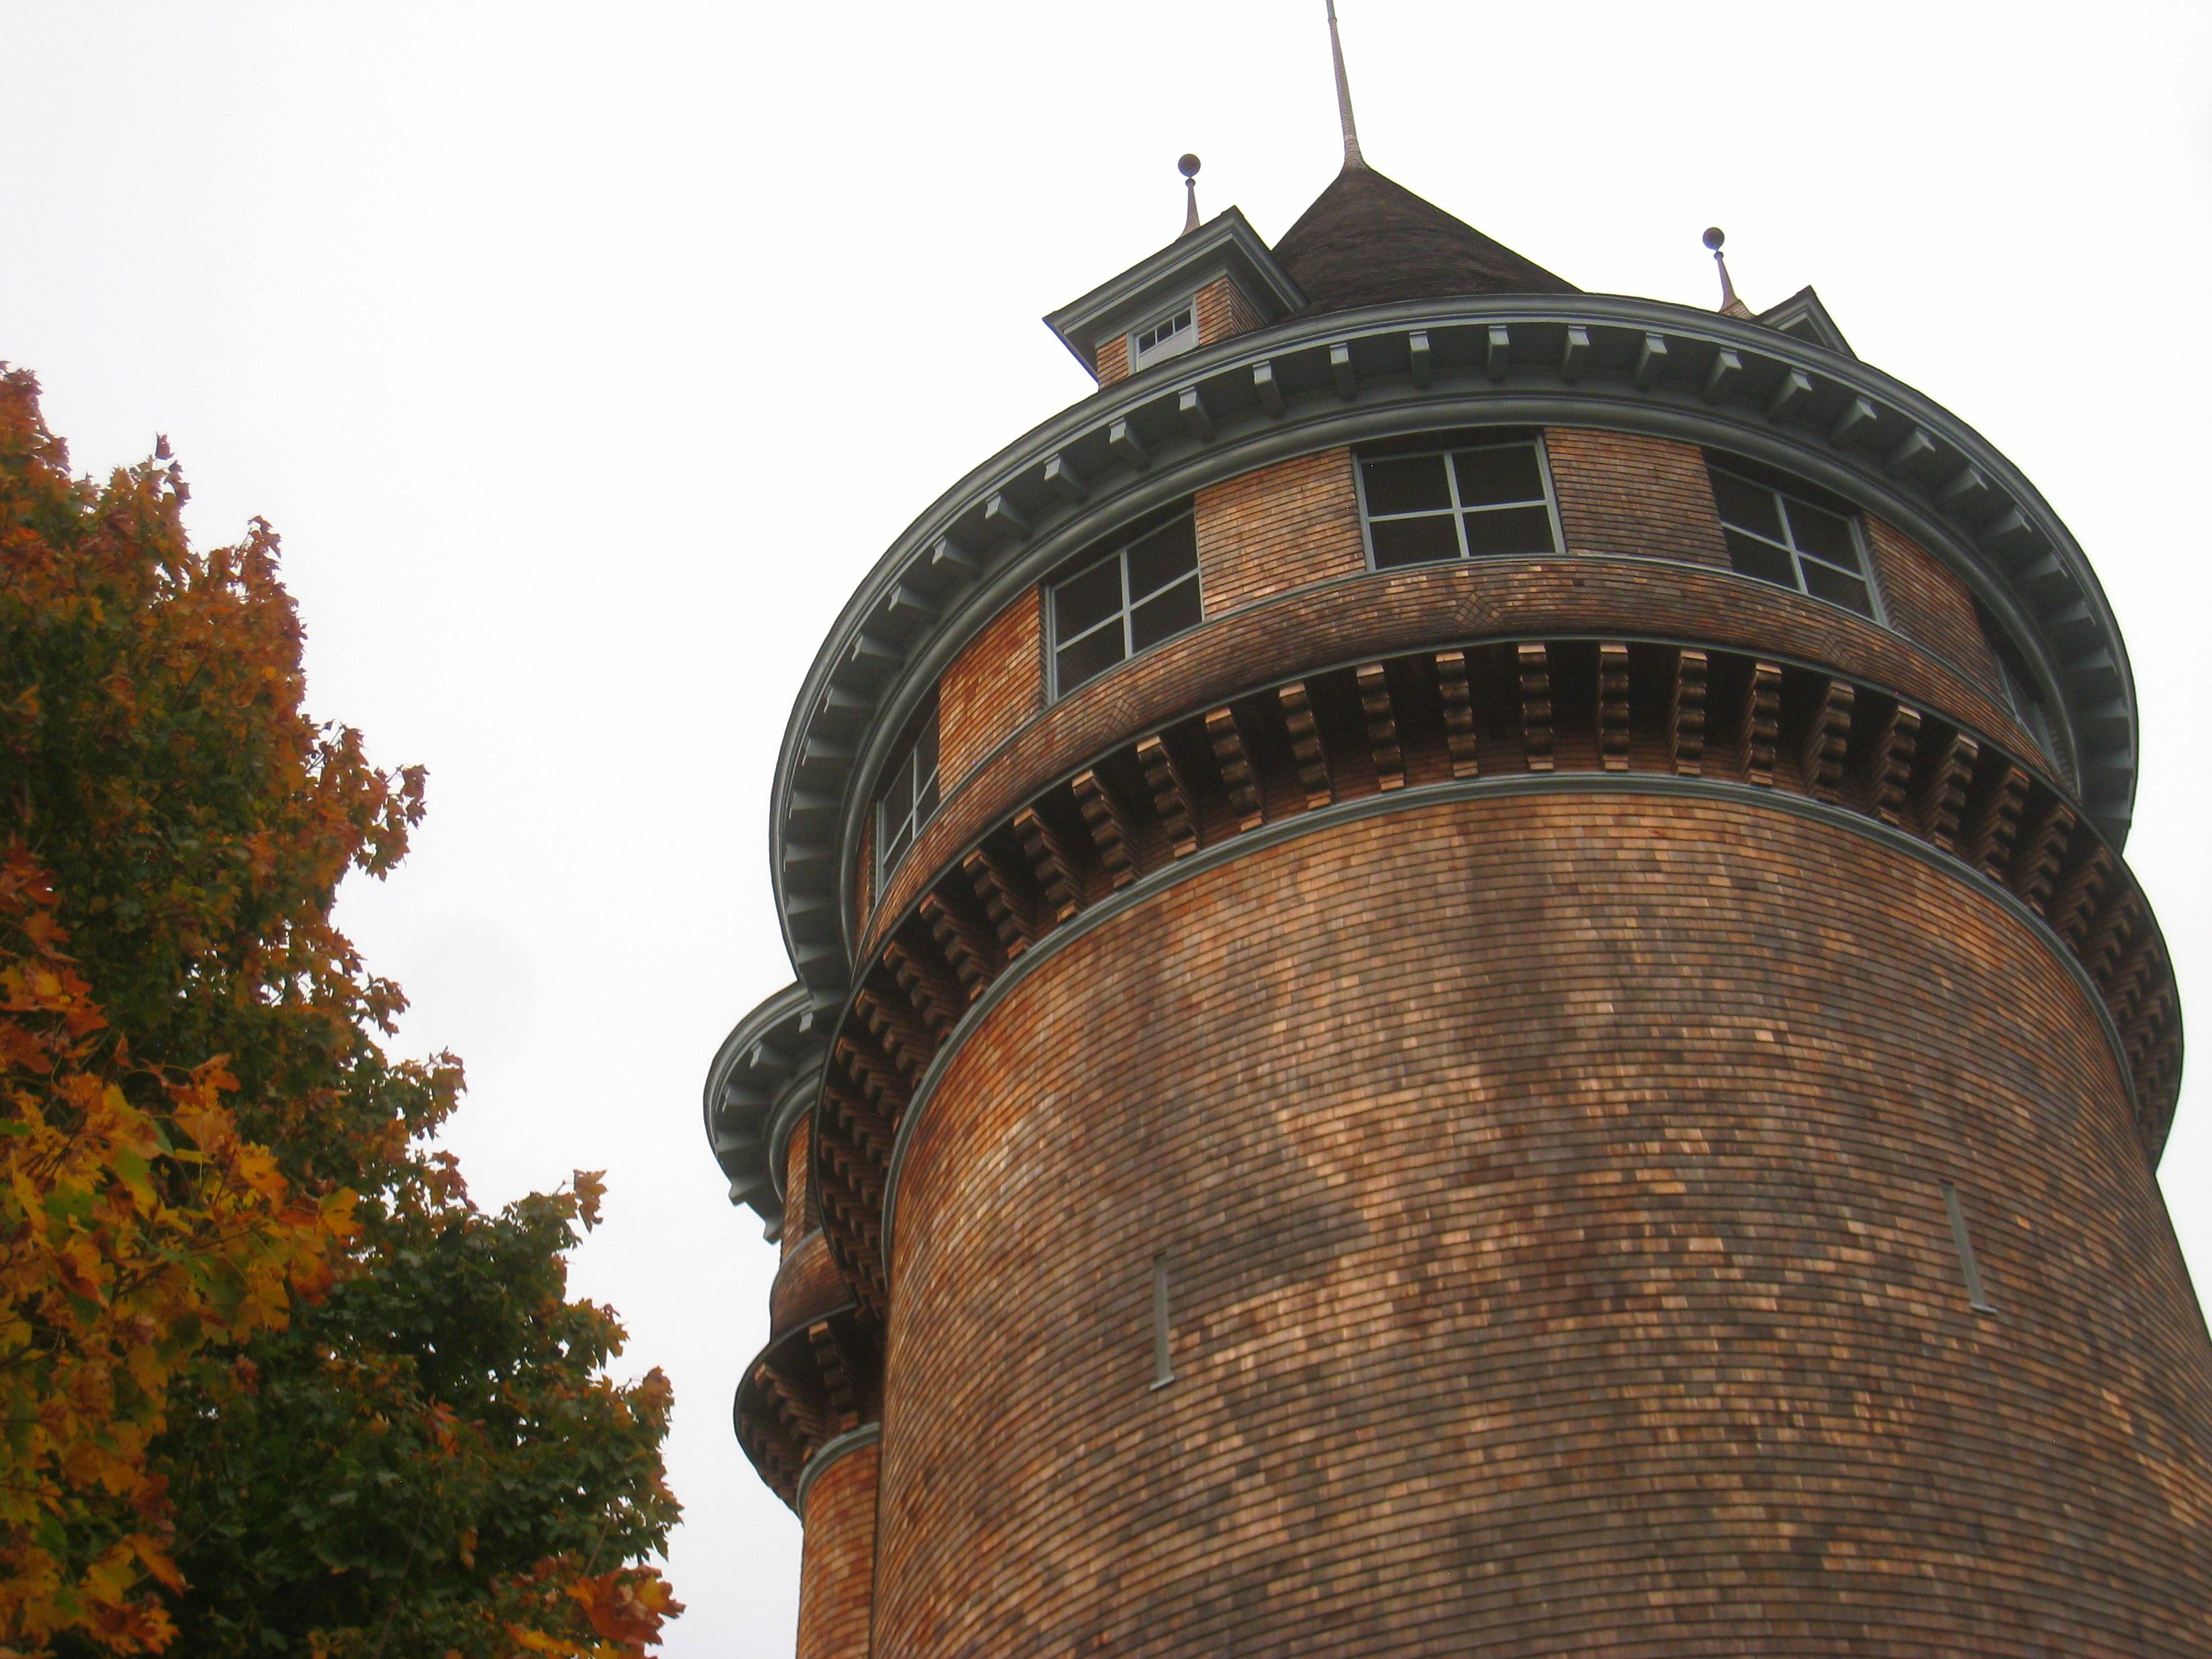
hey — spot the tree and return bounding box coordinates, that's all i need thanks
[0,366,678,1656]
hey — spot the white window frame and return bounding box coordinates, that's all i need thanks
[874,709,941,890]
[1353,434,1565,571]
[1045,514,1202,703]
[1126,297,1199,373]
[1709,465,1887,623]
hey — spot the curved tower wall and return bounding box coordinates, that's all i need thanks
[879,796,2210,1654]
[710,251,2197,1654]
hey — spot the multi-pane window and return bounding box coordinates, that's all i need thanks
[1128,302,1195,371]
[876,701,940,883]
[1049,512,1202,699]
[1357,438,1561,569]
[1708,466,1879,619]
[1979,598,2066,779]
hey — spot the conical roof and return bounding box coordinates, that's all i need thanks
[1272,165,1577,316]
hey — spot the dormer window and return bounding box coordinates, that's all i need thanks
[876,697,940,886]
[1706,459,1881,620]
[1127,301,1197,372]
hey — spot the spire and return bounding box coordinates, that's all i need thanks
[1704,226,1754,320]
[1179,153,1202,236]
[1326,0,1366,171]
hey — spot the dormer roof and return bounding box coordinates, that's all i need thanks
[1271,165,1578,316]
[1756,285,1856,359]
[1043,208,1307,379]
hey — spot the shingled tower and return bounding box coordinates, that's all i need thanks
[708,14,2207,1653]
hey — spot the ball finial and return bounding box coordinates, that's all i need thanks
[1179,153,1202,180]
[1702,226,1725,251]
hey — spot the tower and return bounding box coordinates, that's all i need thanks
[705,16,2207,1654]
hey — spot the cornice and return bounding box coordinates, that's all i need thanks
[766,291,2138,1010]
[793,1420,881,1518]
[702,981,819,1232]
[876,773,2148,1271]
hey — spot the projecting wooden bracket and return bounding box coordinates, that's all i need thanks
[1597,642,1631,772]
[1801,678,1856,801]
[1434,651,1479,779]
[1205,707,1265,830]
[1669,648,1707,777]
[2010,800,2077,916]
[1960,762,2030,881]
[2083,890,2142,987]
[1919,730,1980,851]
[918,891,995,998]
[1071,767,1138,889]
[2049,845,2114,950]
[960,844,1035,957]
[1275,682,1334,809]
[881,939,961,1038]
[832,1033,909,1124]
[808,1320,863,1433]
[1012,806,1083,924]
[1355,664,1405,791]
[1740,660,1781,786]
[2106,935,2164,1029]
[1517,643,1555,773]
[1137,733,1200,857]
[1560,325,1591,382]
[1252,361,1284,417]
[1867,702,1920,825]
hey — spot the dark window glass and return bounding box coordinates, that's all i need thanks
[1710,470,1785,541]
[1129,578,1202,651]
[1711,463,1878,619]
[1786,499,1860,570]
[1361,455,1452,516]
[1454,445,1544,507]
[1370,515,1462,569]
[1361,438,1557,571]
[1462,504,1557,558]
[1053,557,1123,640]
[879,769,911,837]
[1126,517,1198,600]
[1725,529,1796,587]
[1048,510,1201,699]
[1801,562,1872,613]
[876,702,942,880]
[1054,627,1126,696]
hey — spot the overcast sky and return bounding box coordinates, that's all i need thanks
[3,3,2207,1654]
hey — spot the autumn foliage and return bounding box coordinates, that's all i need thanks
[0,367,678,1655]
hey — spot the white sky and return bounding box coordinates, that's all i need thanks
[2,3,2207,1654]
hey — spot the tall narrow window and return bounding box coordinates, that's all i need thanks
[1048,512,1202,699]
[876,698,940,885]
[1150,1256,1174,1389]
[1708,462,1881,619]
[1357,436,1561,569]
[1977,598,2067,782]
[1942,1182,1997,1314]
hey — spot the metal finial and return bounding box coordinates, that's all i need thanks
[1326,0,1366,171]
[1180,153,1202,235]
[1704,226,1753,319]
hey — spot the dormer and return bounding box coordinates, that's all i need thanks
[1757,285,1856,359]
[1044,208,1306,389]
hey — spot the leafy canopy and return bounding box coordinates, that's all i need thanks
[0,367,678,1657]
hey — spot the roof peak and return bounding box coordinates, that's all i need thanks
[1273,163,1578,316]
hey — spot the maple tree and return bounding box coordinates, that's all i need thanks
[0,367,678,1656]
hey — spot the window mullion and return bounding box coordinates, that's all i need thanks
[1443,449,1471,560]
[1118,546,1136,659]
